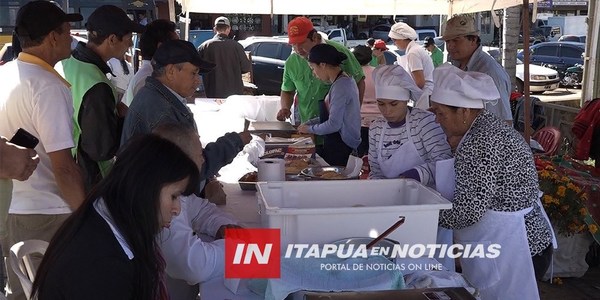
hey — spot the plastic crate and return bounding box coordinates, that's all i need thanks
[257,179,452,246]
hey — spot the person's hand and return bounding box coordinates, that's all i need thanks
[277,108,291,121]
[215,224,244,240]
[297,124,310,134]
[238,131,252,146]
[204,179,227,205]
[0,138,39,181]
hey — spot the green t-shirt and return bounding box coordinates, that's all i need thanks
[430,46,444,68]
[369,55,379,67]
[280,40,364,123]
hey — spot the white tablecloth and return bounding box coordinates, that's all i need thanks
[189,95,281,147]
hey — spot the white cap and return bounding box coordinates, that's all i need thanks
[388,22,418,40]
[373,65,423,101]
[430,64,500,109]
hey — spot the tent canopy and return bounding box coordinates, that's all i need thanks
[179,0,534,15]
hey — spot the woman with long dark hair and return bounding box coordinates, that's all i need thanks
[32,134,200,299]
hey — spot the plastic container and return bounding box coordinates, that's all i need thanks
[257,179,452,246]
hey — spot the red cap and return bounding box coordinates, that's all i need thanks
[373,39,389,50]
[287,17,314,44]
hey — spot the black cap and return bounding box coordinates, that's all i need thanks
[423,36,435,47]
[16,1,83,40]
[308,43,347,66]
[352,45,372,66]
[86,5,145,36]
[366,38,375,47]
[152,39,216,72]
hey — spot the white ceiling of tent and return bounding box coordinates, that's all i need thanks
[178,0,535,15]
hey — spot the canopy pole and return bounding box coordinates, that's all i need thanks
[522,0,531,144]
[184,10,190,42]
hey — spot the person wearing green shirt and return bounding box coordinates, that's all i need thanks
[424,36,443,68]
[276,16,365,125]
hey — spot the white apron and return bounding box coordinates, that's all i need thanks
[454,207,540,300]
[376,112,425,178]
[434,158,456,271]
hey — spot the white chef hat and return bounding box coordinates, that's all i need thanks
[388,22,418,40]
[430,64,500,109]
[373,65,423,101]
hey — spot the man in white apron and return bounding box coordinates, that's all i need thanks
[429,65,553,300]
[367,65,451,187]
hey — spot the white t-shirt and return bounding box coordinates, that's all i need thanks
[396,41,434,95]
[0,59,75,214]
[123,60,153,106]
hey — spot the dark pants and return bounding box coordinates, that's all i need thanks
[532,243,554,280]
[356,126,370,158]
[317,100,353,166]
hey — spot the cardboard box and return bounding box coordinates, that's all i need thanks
[262,137,315,159]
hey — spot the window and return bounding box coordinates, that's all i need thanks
[255,42,280,59]
[560,46,583,59]
[533,46,557,56]
[328,30,341,39]
[279,44,292,61]
[372,25,390,32]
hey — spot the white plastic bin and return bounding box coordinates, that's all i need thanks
[257,179,452,246]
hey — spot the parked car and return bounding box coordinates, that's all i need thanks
[517,41,585,76]
[558,35,586,43]
[486,47,560,94]
[370,24,392,41]
[382,44,405,65]
[239,37,291,95]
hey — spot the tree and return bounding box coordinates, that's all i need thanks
[503,5,521,92]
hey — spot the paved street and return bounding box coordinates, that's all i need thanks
[535,87,582,103]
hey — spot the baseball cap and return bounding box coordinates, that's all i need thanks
[373,39,389,51]
[152,39,216,72]
[287,17,314,45]
[442,15,479,41]
[366,38,375,47]
[351,45,372,65]
[214,16,230,26]
[423,36,435,47]
[86,5,145,36]
[15,1,83,41]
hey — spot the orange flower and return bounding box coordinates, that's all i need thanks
[557,186,566,197]
[552,277,563,285]
[589,224,598,234]
[580,207,588,216]
[543,195,553,205]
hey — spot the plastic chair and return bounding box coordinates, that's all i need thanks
[532,126,562,156]
[9,240,49,299]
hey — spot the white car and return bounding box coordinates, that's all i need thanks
[515,58,560,94]
[485,47,559,94]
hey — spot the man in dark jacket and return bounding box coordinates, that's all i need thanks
[61,5,145,191]
[121,40,251,186]
[198,16,252,98]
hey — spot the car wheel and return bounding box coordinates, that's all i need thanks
[516,79,524,93]
[358,33,368,39]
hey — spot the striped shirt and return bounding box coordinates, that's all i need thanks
[368,108,452,185]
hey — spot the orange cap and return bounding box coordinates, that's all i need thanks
[287,17,314,44]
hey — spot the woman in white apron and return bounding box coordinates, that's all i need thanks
[429,65,554,300]
[367,65,451,186]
